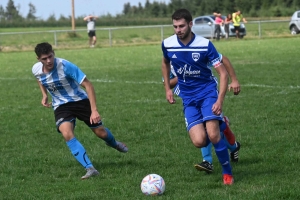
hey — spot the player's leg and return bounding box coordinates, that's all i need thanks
[202,97,233,185]
[194,143,214,173]
[74,99,128,153]
[59,121,99,179]
[92,34,97,46]
[184,100,217,175]
[91,126,128,153]
[220,116,241,162]
[206,120,233,185]
[55,104,99,179]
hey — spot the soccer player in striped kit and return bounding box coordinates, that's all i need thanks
[162,9,235,185]
[32,42,128,180]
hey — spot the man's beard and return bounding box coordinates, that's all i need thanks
[177,27,191,40]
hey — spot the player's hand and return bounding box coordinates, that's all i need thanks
[166,89,175,104]
[212,101,222,115]
[41,96,51,108]
[228,80,241,95]
[90,110,101,124]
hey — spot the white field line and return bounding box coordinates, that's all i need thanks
[0,77,299,89]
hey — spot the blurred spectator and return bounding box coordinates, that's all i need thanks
[224,13,233,39]
[84,15,98,47]
[232,11,247,38]
[213,11,223,40]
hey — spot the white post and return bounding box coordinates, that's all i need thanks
[54,31,57,47]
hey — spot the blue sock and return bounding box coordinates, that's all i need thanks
[213,139,232,175]
[66,137,93,169]
[201,142,213,163]
[103,127,117,148]
[219,121,226,132]
[221,132,237,152]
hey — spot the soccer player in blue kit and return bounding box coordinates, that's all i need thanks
[32,42,128,180]
[161,9,234,184]
[163,55,241,174]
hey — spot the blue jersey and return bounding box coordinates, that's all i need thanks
[162,34,221,99]
[32,57,88,110]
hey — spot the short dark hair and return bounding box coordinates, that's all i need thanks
[34,42,53,58]
[171,8,193,23]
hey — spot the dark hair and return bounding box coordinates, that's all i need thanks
[34,42,53,58]
[171,8,193,23]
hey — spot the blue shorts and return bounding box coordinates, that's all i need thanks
[183,96,223,131]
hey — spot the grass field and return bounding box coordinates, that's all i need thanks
[0,37,300,199]
[0,19,296,52]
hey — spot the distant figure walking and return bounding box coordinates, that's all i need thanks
[84,15,98,47]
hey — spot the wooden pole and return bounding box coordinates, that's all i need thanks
[71,0,75,30]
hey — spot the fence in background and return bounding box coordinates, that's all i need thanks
[0,20,295,52]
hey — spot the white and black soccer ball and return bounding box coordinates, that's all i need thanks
[140,174,165,196]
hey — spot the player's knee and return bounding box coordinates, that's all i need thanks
[191,140,206,148]
[92,126,107,138]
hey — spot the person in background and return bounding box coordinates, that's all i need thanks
[224,13,233,39]
[84,15,98,47]
[32,42,128,180]
[213,11,224,40]
[232,10,247,38]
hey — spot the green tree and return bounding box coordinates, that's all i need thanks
[123,2,131,15]
[26,3,36,21]
[293,0,300,8]
[5,0,22,21]
[223,0,235,14]
[0,5,5,22]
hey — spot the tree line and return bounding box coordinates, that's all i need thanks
[0,0,299,28]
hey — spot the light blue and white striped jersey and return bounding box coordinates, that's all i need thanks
[162,34,221,99]
[32,57,88,110]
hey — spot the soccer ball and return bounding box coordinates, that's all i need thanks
[140,174,165,196]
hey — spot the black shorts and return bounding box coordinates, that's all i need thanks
[88,30,96,37]
[234,25,240,31]
[54,99,102,132]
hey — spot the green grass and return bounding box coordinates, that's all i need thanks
[0,37,300,199]
[0,20,297,52]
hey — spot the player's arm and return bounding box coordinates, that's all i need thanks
[163,76,178,89]
[213,63,228,115]
[222,55,240,95]
[169,77,178,89]
[162,57,175,104]
[36,80,51,108]
[80,78,101,124]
